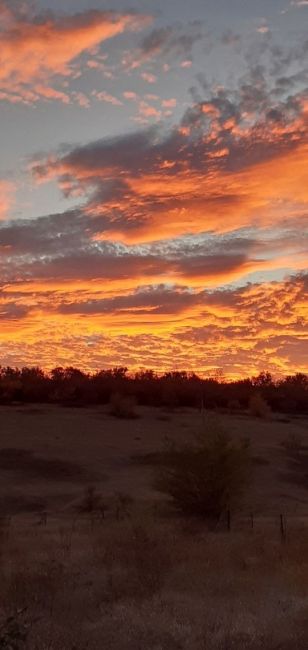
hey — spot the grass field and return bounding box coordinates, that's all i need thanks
[1,404,308,648]
[0,404,307,517]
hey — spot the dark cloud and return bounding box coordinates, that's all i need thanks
[203,273,308,317]
[138,22,204,61]
[35,273,308,325]
[221,30,241,46]
[0,211,255,284]
[269,38,308,77]
[58,284,198,316]
[0,300,29,320]
[0,0,35,23]
[0,210,89,256]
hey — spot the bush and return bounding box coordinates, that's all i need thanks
[155,418,250,520]
[114,492,134,520]
[281,433,303,458]
[0,611,29,649]
[249,393,271,419]
[228,399,241,413]
[79,485,102,513]
[109,393,138,419]
[93,521,173,601]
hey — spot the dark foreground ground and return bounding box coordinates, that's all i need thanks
[0,405,308,649]
[0,403,307,516]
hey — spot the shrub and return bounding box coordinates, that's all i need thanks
[79,485,102,513]
[249,393,271,419]
[109,393,138,419]
[93,522,173,601]
[228,399,241,412]
[155,418,250,520]
[281,433,303,458]
[0,611,29,649]
[129,523,172,596]
[114,492,134,520]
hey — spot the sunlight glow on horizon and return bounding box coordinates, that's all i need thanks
[0,0,307,378]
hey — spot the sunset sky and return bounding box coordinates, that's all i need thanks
[0,0,307,378]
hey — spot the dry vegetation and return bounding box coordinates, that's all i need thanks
[155,421,250,518]
[2,515,308,649]
[0,404,308,648]
[109,393,139,420]
[249,394,271,419]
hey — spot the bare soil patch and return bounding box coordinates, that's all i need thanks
[0,404,307,517]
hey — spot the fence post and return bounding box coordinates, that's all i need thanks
[227,509,231,531]
[201,395,206,423]
[280,514,287,543]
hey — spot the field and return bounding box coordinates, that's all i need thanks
[1,404,308,649]
[0,404,307,517]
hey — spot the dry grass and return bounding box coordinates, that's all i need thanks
[0,404,307,516]
[281,433,304,457]
[0,448,83,481]
[1,513,308,649]
[0,405,308,647]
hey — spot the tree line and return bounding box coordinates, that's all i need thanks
[0,366,307,414]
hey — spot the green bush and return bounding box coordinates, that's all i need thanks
[155,418,250,520]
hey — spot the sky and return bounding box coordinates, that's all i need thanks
[0,0,307,378]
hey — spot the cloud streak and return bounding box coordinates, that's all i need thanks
[0,2,151,104]
[122,22,204,71]
[0,180,14,220]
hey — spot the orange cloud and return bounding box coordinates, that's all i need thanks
[0,6,151,104]
[34,134,307,244]
[31,74,307,240]
[2,43,307,375]
[92,90,123,106]
[162,98,177,109]
[0,275,306,378]
[0,180,14,220]
[140,72,157,83]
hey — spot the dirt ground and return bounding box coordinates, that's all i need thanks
[0,404,307,519]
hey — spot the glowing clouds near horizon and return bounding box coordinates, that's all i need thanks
[0,0,307,377]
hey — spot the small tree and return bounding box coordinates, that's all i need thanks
[155,419,250,520]
[109,393,138,419]
[281,432,303,458]
[249,393,271,419]
[79,485,102,513]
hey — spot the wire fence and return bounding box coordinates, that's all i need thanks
[2,507,308,543]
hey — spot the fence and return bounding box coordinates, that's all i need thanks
[1,506,308,544]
